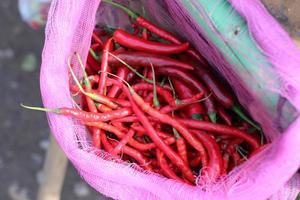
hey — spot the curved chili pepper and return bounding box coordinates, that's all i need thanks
[114,29,189,55]
[190,130,223,182]
[21,105,132,122]
[107,51,194,70]
[177,119,260,149]
[155,67,217,123]
[172,78,205,120]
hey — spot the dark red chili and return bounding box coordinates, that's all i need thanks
[114,29,189,55]
[108,51,194,70]
[155,66,217,122]
[190,130,223,182]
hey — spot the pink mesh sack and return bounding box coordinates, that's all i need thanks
[40,0,300,199]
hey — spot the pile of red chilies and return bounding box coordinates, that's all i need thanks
[29,1,266,185]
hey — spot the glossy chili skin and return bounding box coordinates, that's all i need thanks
[155,66,217,121]
[193,66,233,108]
[98,37,114,94]
[108,51,194,70]
[113,29,189,55]
[172,78,205,119]
[59,107,132,122]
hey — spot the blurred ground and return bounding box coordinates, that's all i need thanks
[0,0,299,200]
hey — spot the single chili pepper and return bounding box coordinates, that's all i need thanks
[190,129,223,182]
[177,119,260,149]
[110,140,153,171]
[155,66,217,123]
[156,150,189,184]
[122,86,195,182]
[21,105,132,122]
[98,37,114,94]
[114,29,189,55]
[102,0,207,65]
[107,51,194,70]
[126,85,208,168]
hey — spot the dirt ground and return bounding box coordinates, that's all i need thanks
[0,0,299,200]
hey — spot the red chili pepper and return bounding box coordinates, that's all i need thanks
[177,118,260,149]
[108,51,194,70]
[123,86,195,183]
[172,78,205,120]
[21,105,132,122]
[113,29,189,55]
[107,66,129,98]
[98,37,113,94]
[102,0,207,65]
[85,88,102,149]
[155,66,217,123]
[126,85,208,168]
